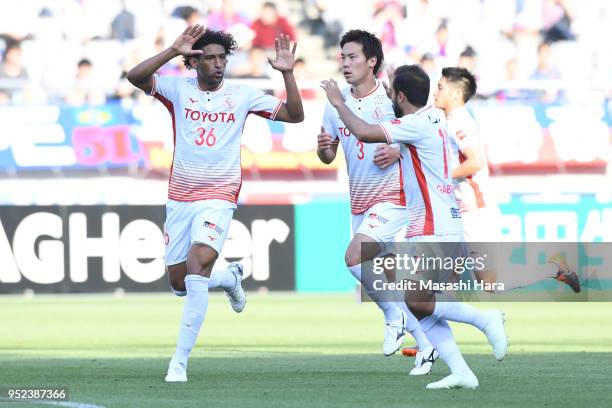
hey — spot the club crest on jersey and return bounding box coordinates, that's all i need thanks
[189,97,198,104]
[368,213,389,224]
[203,221,224,235]
[225,96,235,109]
[372,107,383,121]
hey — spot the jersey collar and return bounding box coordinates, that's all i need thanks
[349,80,380,100]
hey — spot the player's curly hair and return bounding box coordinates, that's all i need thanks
[339,29,384,75]
[183,29,238,70]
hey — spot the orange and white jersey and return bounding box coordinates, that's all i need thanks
[447,107,493,213]
[380,106,463,238]
[151,75,283,203]
[321,80,405,214]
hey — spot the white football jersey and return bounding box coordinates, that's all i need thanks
[151,75,283,203]
[447,107,493,212]
[379,105,463,238]
[322,80,405,214]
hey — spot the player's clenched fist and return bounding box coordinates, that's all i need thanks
[318,126,335,150]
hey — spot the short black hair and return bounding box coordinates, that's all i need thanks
[392,65,430,108]
[78,58,92,67]
[441,66,477,103]
[339,29,384,75]
[183,29,238,70]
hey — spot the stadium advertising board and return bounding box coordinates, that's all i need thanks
[0,205,294,293]
[294,193,612,292]
[0,102,609,176]
[0,102,338,179]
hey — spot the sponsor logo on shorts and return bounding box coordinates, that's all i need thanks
[203,221,224,235]
[368,213,389,224]
[450,207,461,219]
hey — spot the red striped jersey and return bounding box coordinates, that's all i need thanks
[379,106,463,238]
[151,75,283,203]
[322,80,405,214]
[447,107,492,212]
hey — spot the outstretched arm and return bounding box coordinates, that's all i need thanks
[268,34,304,123]
[127,25,206,94]
[320,79,387,143]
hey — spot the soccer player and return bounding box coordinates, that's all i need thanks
[321,65,508,389]
[434,66,581,292]
[127,25,304,382]
[317,30,437,372]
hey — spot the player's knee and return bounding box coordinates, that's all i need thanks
[169,276,186,293]
[171,287,187,297]
[344,250,361,268]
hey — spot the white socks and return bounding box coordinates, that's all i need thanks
[348,264,402,323]
[173,274,209,367]
[432,302,489,331]
[208,266,237,291]
[425,318,472,375]
[397,302,433,350]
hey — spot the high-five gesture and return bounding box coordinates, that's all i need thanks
[171,25,206,57]
[268,34,297,72]
[320,79,345,108]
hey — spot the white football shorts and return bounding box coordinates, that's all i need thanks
[351,202,407,254]
[164,199,236,265]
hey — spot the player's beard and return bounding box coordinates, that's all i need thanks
[392,99,403,118]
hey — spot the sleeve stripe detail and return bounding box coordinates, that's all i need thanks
[379,124,392,144]
[270,100,283,121]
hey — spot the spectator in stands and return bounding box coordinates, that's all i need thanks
[111,0,135,41]
[0,41,29,104]
[417,19,463,69]
[64,58,106,106]
[173,6,203,26]
[372,0,406,52]
[530,42,562,103]
[300,0,343,50]
[250,2,296,50]
[531,42,561,80]
[496,57,529,101]
[207,0,251,32]
[542,0,575,43]
[458,46,477,76]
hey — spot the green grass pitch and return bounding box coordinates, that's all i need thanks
[1,293,611,407]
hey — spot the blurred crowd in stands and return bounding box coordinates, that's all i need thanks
[0,0,609,106]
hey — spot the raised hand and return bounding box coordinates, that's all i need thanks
[320,79,345,108]
[382,64,396,99]
[268,34,297,72]
[171,25,206,57]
